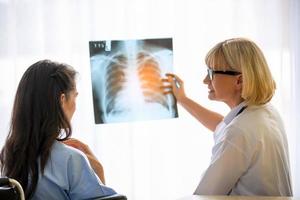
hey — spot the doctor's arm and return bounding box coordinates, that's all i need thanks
[162,73,223,132]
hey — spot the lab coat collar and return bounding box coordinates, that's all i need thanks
[223,101,247,125]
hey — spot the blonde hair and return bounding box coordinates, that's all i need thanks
[205,38,276,106]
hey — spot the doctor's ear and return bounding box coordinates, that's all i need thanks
[236,75,243,89]
[237,75,243,84]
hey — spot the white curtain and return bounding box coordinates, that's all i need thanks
[0,0,299,199]
[289,0,300,196]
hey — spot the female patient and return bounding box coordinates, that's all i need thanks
[0,60,116,199]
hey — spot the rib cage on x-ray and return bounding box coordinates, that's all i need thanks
[104,54,128,115]
[103,52,171,122]
[136,52,168,108]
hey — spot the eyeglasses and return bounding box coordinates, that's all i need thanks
[207,68,241,80]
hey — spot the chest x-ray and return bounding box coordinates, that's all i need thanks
[89,38,178,124]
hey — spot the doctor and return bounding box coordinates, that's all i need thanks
[163,38,293,196]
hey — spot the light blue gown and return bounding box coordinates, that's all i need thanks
[32,141,116,200]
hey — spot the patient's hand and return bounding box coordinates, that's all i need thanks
[63,138,106,184]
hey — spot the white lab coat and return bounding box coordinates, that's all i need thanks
[194,102,293,196]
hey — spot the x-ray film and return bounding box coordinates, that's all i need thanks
[89,38,178,124]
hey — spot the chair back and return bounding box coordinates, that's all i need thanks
[0,177,25,200]
[96,194,127,200]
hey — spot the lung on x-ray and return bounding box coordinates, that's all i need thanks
[89,38,178,124]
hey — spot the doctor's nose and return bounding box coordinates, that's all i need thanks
[203,74,210,84]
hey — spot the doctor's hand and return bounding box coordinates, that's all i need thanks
[63,138,106,184]
[161,73,187,103]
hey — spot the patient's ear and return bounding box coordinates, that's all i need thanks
[60,93,66,107]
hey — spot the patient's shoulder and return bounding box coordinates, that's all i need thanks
[49,140,89,167]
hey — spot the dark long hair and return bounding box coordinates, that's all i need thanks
[0,60,77,198]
